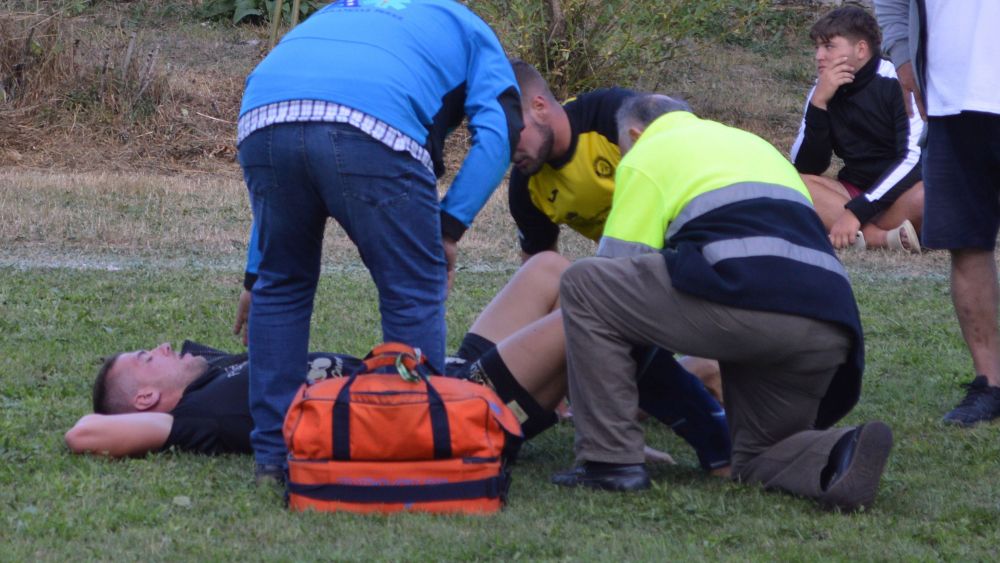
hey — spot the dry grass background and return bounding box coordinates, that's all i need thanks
[0,1,968,277]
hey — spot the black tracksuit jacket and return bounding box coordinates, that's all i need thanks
[790,56,924,225]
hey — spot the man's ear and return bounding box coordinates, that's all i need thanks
[629,126,643,144]
[530,94,549,119]
[133,388,161,412]
[855,39,870,60]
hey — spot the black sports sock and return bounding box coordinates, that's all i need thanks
[475,348,558,440]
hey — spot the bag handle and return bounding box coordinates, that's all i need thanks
[332,345,452,461]
[360,343,430,377]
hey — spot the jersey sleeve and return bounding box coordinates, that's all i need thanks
[844,85,923,225]
[873,0,913,68]
[437,18,522,241]
[163,413,252,456]
[789,87,834,175]
[508,169,560,254]
[571,87,636,143]
[163,416,225,454]
[597,164,669,257]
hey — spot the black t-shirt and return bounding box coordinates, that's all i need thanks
[161,341,362,455]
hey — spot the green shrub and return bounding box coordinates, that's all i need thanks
[199,0,324,24]
[470,0,678,98]
[470,0,816,97]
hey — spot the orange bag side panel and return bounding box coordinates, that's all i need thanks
[284,375,519,461]
[287,458,504,514]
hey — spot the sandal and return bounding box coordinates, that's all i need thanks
[886,220,921,253]
[850,231,866,250]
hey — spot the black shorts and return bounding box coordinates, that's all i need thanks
[922,111,1000,250]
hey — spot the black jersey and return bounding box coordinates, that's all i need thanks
[162,341,361,455]
[790,56,924,225]
[509,88,634,254]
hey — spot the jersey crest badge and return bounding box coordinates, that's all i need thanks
[593,156,614,178]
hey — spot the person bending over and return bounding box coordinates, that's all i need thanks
[236,0,522,483]
[506,58,723,403]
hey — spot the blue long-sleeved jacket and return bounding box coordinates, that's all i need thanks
[241,0,521,285]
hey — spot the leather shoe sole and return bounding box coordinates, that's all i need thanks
[820,421,893,511]
[551,463,651,492]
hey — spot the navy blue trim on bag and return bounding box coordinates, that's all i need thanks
[333,378,353,461]
[287,476,503,503]
[332,361,453,461]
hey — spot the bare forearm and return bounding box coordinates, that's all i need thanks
[65,413,172,458]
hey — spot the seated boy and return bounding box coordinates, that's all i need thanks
[790,5,924,252]
[66,253,731,475]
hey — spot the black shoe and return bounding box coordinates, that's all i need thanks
[942,375,1000,427]
[551,462,650,492]
[254,463,286,487]
[819,421,893,511]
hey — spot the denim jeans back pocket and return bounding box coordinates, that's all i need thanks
[238,128,279,199]
[334,128,431,208]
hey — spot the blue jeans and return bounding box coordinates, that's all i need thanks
[239,122,446,466]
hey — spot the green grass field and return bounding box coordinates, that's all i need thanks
[3,1,999,560]
[1,264,999,561]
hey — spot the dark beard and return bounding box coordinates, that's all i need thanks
[519,122,555,176]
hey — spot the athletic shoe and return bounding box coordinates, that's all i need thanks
[942,375,1000,427]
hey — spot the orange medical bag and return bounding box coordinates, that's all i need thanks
[283,343,523,514]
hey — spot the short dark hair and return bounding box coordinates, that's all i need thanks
[809,6,881,54]
[616,94,692,131]
[509,58,556,102]
[92,353,123,414]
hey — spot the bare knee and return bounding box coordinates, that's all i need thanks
[524,251,570,280]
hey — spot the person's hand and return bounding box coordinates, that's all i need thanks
[895,61,926,120]
[443,236,458,297]
[233,288,251,346]
[811,57,855,110]
[829,211,862,249]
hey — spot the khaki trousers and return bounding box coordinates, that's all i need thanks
[560,253,855,500]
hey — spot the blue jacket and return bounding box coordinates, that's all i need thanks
[241,0,521,282]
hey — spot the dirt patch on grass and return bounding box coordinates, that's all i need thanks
[0,5,264,174]
[5,1,970,280]
[2,169,979,283]
[1,2,825,175]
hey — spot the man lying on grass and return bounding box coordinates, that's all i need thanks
[66,253,732,478]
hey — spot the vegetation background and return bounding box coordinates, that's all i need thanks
[1,0,998,560]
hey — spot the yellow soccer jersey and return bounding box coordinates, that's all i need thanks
[508,88,634,254]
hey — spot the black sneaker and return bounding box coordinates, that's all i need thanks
[942,375,1000,427]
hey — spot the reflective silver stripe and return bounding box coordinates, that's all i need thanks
[789,85,815,162]
[701,236,848,280]
[597,236,658,258]
[666,183,813,240]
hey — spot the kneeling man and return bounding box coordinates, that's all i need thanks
[552,94,892,511]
